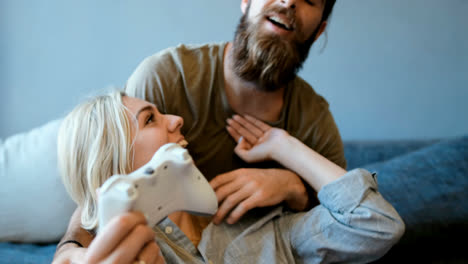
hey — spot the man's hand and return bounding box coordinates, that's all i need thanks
[53,211,165,264]
[208,114,311,225]
[210,168,308,225]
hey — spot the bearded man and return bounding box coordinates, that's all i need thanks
[54,0,352,263]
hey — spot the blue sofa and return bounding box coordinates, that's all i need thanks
[1,136,467,263]
[345,137,468,263]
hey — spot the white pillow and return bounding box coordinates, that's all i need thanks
[0,119,76,243]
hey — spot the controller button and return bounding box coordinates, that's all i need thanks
[165,226,173,234]
[145,167,154,174]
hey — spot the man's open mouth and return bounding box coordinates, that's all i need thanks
[266,15,294,31]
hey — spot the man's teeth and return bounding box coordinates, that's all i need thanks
[178,139,188,148]
[268,16,292,30]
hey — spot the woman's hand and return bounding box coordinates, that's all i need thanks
[228,115,346,193]
[86,211,165,264]
[226,115,289,163]
[52,246,88,264]
[53,211,165,264]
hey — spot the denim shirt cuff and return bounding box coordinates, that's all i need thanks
[317,168,378,214]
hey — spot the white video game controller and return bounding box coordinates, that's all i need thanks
[97,143,218,232]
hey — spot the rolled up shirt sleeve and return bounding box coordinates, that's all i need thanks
[289,169,405,263]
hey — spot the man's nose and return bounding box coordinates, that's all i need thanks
[167,115,184,132]
[280,0,296,9]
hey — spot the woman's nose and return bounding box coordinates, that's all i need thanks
[167,115,184,132]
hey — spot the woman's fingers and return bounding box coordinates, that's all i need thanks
[244,115,271,132]
[155,251,166,264]
[227,126,253,151]
[226,115,275,162]
[226,125,241,143]
[106,224,156,264]
[137,241,163,264]
[226,115,272,146]
[234,141,261,163]
[227,118,258,145]
[86,212,148,263]
[232,115,264,137]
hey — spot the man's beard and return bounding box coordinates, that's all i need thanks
[232,4,319,92]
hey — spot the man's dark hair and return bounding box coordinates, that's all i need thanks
[322,0,336,22]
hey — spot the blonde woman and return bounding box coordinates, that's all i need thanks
[55,91,404,264]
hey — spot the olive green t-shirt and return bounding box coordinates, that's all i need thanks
[125,42,346,180]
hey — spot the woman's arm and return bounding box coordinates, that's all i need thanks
[228,115,405,262]
[272,133,346,191]
[226,115,346,192]
[53,208,92,263]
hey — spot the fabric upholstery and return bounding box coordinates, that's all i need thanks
[0,119,75,243]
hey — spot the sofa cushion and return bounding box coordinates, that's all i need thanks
[363,136,468,263]
[344,139,438,169]
[362,135,468,230]
[0,243,55,264]
[0,119,75,243]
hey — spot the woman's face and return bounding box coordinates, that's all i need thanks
[123,96,185,170]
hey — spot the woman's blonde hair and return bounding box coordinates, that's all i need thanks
[58,91,200,259]
[57,91,134,231]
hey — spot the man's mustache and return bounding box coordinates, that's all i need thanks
[260,5,299,31]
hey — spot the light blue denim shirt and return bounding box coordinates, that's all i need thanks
[154,169,405,263]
